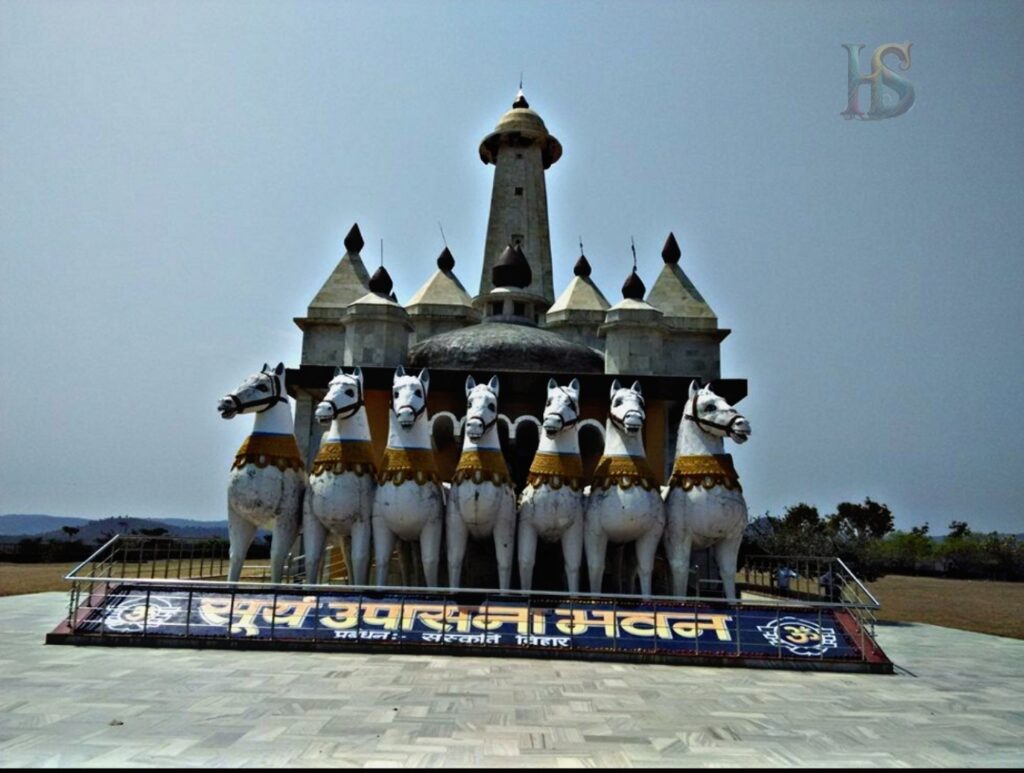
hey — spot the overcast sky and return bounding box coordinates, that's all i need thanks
[2,1,1022,534]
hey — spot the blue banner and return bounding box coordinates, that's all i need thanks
[81,586,863,661]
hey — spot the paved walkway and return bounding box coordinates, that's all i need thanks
[1,592,1022,767]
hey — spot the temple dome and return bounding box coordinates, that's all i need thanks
[407,321,603,373]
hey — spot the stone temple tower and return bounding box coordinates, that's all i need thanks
[477,89,562,307]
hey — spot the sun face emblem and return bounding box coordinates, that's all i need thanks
[103,595,181,633]
[757,616,838,657]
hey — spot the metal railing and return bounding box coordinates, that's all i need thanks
[57,537,887,666]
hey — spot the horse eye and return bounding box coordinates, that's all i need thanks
[255,383,270,393]
[345,389,355,398]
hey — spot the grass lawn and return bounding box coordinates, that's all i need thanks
[0,562,76,597]
[868,574,1024,640]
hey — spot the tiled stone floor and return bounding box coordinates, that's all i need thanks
[1,592,1022,767]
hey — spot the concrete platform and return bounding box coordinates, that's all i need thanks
[2,592,1022,767]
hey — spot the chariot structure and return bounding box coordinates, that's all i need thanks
[49,89,890,672]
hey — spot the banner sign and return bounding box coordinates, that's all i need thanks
[80,587,864,661]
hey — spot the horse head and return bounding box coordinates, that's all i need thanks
[316,367,364,425]
[609,379,646,435]
[464,375,500,441]
[391,365,430,430]
[217,362,287,420]
[684,379,751,444]
[542,377,581,438]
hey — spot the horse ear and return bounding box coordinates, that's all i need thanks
[547,378,558,391]
[688,379,701,399]
[465,375,476,397]
[569,378,581,395]
[352,366,363,387]
[488,375,500,397]
[610,379,622,398]
[274,362,285,376]
[395,365,406,379]
[631,381,642,395]
[418,368,430,395]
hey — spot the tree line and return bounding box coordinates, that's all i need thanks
[743,499,1024,581]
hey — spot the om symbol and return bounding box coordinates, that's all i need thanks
[782,624,821,645]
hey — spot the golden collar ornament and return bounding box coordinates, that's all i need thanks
[378,447,440,487]
[527,452,585,492]
[667,454,742,492]
[452,447,512,488]
[310,439,377,478]
[232,433,304,473]
[591,455,660,492]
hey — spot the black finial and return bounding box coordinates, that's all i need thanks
[662,232,681,264]
[369,266,393,296]
[574,254,592,278]
[492,243,532,288]
[622,270,646,300]
[344,223,364,253]
[437,247,455,272]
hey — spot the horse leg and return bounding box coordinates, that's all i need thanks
[270,510,299,584]
[227,509,258,583]
[446,494,468,589]
[665,527,693,598]
[349,519,371,586]
[517,519,538,592]
[372,516,395,587]
[583,516,607,595]
[492,497,516,592]
[714,535,742,603]
[301,498,327,585]
[562,517,584,594]
[420,517,442,588]
[635,524,663,599]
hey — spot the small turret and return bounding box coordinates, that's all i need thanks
[545,248,611,350]
[405,247,480,345]
[295,222,372,366]
[599,254,665,375]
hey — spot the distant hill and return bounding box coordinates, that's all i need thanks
[0,514,91,536]
[0,514,233,543]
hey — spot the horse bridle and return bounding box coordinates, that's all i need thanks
[685,392,742,436]
[545,387,580,431]
[323,377,364,421]
[465,390,498,435]
[610,391,646,432]
[391,383,427,422]
[229,372,287,414]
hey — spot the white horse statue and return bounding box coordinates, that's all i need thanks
[217,362,304,583]
[372,366,445,586]
[518,378,585,593]
[664,379,752,601]
[303,367,375,585]
[584,380,665,597]
[447,375,516,590]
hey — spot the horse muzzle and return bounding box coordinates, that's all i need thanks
[217,397,237,420]
[396,407,417,428]
[465,417,485,441]
[730,418,751,444]
[542,415,563,437]
[314,403,335,425]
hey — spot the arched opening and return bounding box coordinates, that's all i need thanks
[578,420,605,480]
[430,412,460,481]
[510,416,540,493]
